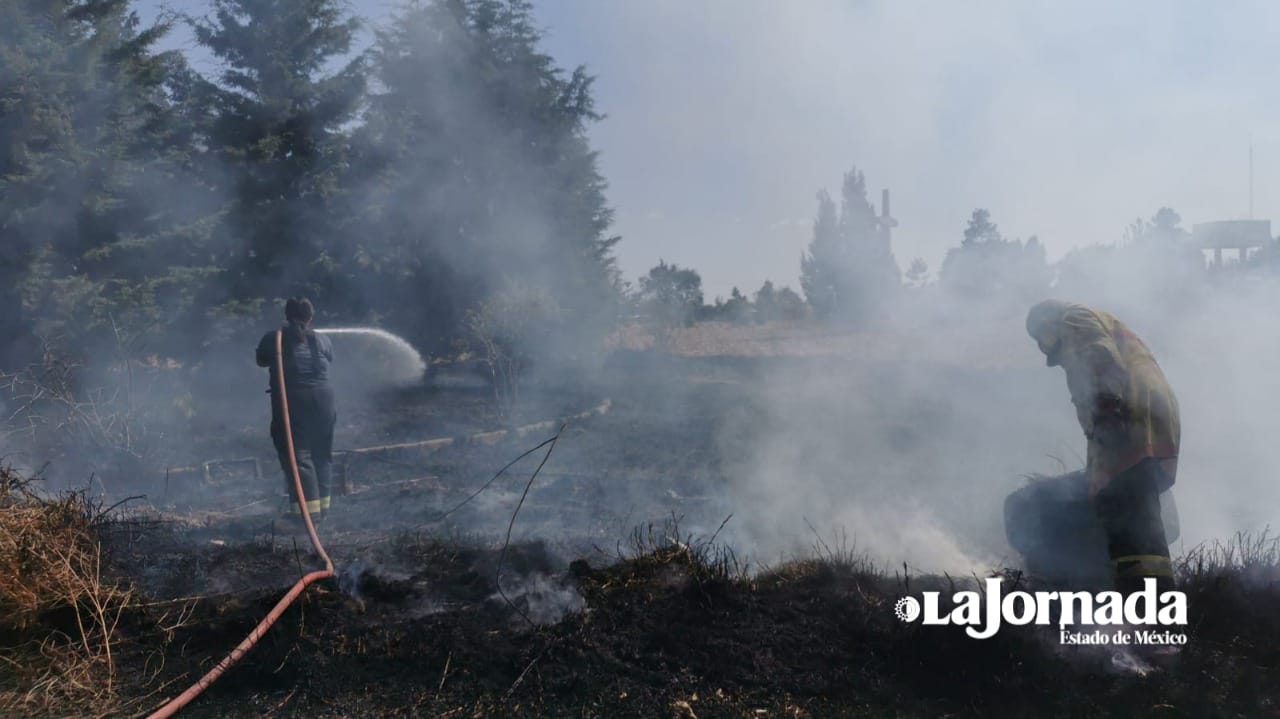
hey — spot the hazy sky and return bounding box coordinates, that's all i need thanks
[141,0,1280,298]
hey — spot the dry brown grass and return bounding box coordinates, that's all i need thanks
[0,467,137,718]
[605,317,1035,369]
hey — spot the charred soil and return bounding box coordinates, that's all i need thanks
[10,351,1280,717]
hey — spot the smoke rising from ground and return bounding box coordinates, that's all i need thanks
[7,0,1280,592]
[702,265,1280,575]
[491,573,585,626]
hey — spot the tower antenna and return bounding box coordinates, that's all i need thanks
[1249,135,1254,219]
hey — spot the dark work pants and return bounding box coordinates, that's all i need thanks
[270,384,336,513]
[1094,458,1175,595]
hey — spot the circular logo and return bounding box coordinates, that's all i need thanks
[894,597,920,622]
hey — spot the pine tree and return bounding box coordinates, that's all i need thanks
[800,190,841,317]
[940,208,1050,300]
[754,280,777,322]
[774,285,807,320]
[835,166,900,321]
[0,0,215,363]
[357,0,620,354]
[190,0,366,319]
[962,208,1000,246]
[722,287,752,324]
[799,165,900,323]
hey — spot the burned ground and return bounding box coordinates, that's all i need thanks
[107,519,1280,719]
[8,348,1280,717]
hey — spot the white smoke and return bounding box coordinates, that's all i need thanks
[491,573,585,625]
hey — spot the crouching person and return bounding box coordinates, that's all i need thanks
[1025,300,1180,596]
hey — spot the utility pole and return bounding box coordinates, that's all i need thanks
[1249,136,1254,219]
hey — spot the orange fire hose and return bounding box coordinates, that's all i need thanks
[147,328,335,719]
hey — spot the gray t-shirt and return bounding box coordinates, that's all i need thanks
[257,325,334,390]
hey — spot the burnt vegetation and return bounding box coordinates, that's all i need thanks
[3,363,1280,717]
[7,0,1280,717]
[5,461,1280,718]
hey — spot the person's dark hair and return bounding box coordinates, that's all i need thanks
[284,297,315,342]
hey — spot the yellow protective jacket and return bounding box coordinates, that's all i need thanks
[1027,301,1180,497]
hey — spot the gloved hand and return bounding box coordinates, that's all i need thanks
[1088,394,1128,446]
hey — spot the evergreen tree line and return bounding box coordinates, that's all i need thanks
[632,260,807,330]
[793,163,1247,324]
[794,163,1058,321]
[636,161,1249,336]
[0,0,621,370]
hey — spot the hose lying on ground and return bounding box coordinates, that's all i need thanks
[146,329,335,719]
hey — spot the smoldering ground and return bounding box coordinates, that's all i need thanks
[22,272,1277,587]
[687,295,1266,578]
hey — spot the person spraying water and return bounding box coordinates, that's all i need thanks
[149,298,339,719]
[256,297,337,520]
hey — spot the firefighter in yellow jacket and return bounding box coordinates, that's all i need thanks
[1025,300,1180,594]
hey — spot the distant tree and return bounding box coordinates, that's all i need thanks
[1128,207,1205,272]
[905,258,930,288]
[800,190,841,317]
[799,164,900,323]
[1058,207,1206,306]
[1152,207,1182,233]
[774,286,808,320]
[940,209,1050,300]
[721,287,753,324]
[1019,236,1054,296]
[697,297,720,322]
[637,260,702,346]
[712,280,807,324]
[963,208,1001,246]
[754,280,777,322]
[1055,243,1114,298]
[1126,207,1188,245]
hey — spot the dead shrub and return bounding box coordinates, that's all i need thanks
[1177,527,1280,583]
[0,346,162,487]
[0,466,136,717]
[465,283,564,418]
[615,515,746,587]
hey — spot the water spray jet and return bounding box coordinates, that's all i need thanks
[316,326,428,385]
